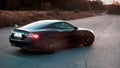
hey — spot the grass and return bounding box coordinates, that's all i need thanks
[0,11,96,28]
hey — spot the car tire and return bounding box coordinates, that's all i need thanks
[83,33,95,46]
[44,39,56,53]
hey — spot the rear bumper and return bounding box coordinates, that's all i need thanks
[10,41,32,48]
[9,38,44,50]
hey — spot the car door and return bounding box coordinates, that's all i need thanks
[45,22,76,48]
[53,22,76,46]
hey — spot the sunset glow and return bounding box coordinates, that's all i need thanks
[101,0,120,4]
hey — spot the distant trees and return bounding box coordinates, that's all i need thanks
[48,0,91,11]
[0,0,104,11]
[88,0,105,10]
[40,2,52,10]
[107,1,120,14]
[0,0,42,10]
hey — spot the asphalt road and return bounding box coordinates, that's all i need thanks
[0,14,120,68]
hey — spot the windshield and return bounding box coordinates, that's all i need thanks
[20,21,52,29]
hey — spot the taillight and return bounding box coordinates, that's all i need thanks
[27,33,39,39]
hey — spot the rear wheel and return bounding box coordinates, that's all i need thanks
[44,39,56,53]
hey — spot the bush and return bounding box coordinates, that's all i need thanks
[107,1,120,14]
[107,4,120,14]
[0,11,96,28]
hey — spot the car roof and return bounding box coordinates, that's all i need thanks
[19,20,66,29]
[29,20,66,26]
[34,20,65,24]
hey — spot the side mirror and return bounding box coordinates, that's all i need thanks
[74,27,78,31]
[14,24,18,28]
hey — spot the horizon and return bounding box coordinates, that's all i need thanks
[101,0,120,4]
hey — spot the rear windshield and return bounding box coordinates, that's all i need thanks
[20,21,52,29]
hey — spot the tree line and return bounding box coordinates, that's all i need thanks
[107,1,120,14]
[0,0,105,11]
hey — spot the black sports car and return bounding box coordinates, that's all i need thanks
[9,20,95,52]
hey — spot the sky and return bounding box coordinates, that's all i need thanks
[101,0,120,4]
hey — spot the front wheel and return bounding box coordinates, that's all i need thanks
[83,33,95,46]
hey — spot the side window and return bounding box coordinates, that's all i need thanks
[44,22,75,30]
[53,23,62,29]
[53,22,74,29]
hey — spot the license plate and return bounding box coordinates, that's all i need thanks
[14,33,22,38]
